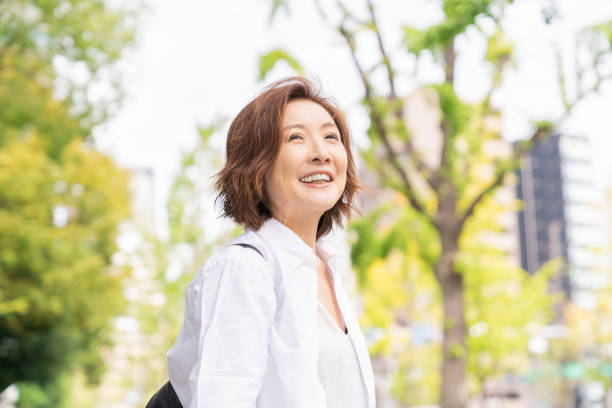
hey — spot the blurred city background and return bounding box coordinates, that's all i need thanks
[1,0,612,407]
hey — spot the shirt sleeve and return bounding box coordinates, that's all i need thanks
[188,253,276,408]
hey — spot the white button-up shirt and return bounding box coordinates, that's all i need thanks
[167,218,376,407]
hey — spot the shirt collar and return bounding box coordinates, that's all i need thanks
[253,218,341,267]
[316,235,341,264]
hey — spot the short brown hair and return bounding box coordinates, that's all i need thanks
[215,77,361,238]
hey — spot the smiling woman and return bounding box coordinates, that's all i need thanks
[266,98,349,244]
[215,77,361,240]
[147,77,376,408]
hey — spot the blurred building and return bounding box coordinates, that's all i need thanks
[516,134,610,308]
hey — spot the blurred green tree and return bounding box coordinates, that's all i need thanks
[135,125,227,399]
[100,124,234,406]
[351,178,557,405]
[0,0,138,404]
[0,137,130,398]
[263,1,612,407]
[0,0,137,157]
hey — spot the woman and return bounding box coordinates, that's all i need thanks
[165,77,375,407]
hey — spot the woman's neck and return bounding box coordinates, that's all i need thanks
[273,214,320,250]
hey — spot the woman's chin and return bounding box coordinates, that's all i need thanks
[310,200,340,216]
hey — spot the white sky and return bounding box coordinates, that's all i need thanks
[93,0,612,225]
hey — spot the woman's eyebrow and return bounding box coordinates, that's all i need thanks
[282,122,338,131]
[282,123,306,131]
[321,121,338,129]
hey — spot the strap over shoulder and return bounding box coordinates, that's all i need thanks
[233,243,265,259]
[230,239,281,293]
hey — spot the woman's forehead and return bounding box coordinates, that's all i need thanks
[282,99,336,128]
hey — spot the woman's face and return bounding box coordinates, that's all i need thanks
[266,98,348,222]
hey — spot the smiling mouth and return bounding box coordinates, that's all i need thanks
[299,173,332,184]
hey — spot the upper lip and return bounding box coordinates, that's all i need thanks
[299,170,334,181]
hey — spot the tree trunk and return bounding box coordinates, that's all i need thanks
[435,206,467,408]
[439,269,467,408]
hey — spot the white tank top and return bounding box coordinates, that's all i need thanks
[317,302,368,408]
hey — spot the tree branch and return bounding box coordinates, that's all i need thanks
[334,0,368,26]
[561,36,612,113]
[365,0,397,101]
[556,47,571,113]
[361,0,441,189]
[337,23,433,224]
[457,126,550,229]
[438,39,456,176]
[458,30,612,231]
[444,41,456,85]
[438,115,451,173]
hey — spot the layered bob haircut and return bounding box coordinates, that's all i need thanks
[215,77,361,238]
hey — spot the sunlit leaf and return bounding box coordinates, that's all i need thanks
[258,48,304,81]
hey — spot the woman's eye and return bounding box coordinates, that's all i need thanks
[326,133,340,141]
[288,134,302,141]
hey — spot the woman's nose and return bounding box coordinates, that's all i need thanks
[309,140,331,163]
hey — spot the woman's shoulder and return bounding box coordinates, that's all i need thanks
[200,230,274,280]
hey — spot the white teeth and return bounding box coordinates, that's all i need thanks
[299,173,331,183]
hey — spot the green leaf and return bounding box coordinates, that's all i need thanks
[403,0,515,57]
[269,0,289,23]
[449,342,466,359]
[593,20,612,46]
[258,48,304,81]
[198,124,218,143]
[402,26,431,55]
[485,28,513,65]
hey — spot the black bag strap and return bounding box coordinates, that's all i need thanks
[233,243,265,259]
